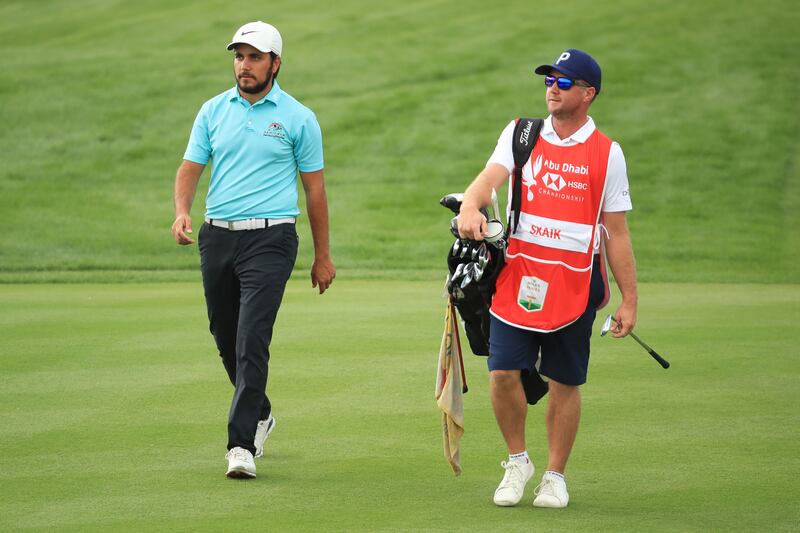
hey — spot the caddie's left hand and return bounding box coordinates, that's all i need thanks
[611,301,637,338]
[311,255,336,294]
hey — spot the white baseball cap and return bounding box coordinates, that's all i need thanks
[226,21,283,56]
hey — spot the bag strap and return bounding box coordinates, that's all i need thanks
[509,118,544,236]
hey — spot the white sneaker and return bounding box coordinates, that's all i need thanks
[225,447,256,479]
[254,414,275,459]
[493,459,535,506]
[532,472,569,508]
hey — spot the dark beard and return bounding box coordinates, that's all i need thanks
[237,69,273,94]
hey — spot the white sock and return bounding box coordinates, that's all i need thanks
[545,470,564,480]
[509,451,530,464]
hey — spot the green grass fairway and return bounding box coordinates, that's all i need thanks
[2,280,798,531]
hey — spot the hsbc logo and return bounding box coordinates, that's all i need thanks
[542,173,566,191]
[541,172,588,192]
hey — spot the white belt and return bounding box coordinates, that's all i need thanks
[205,217,295,231]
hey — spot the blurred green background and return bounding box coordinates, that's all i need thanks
[1,0,797,282]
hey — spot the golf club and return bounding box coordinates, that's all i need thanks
[477,244,489,270]
[459,262,474,288]
[601,315,670,369]
[452,263,465,282]
[449,216,460,238]
[473,262,484,281]
[490,188,501,221]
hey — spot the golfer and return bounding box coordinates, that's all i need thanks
[458,49,637,507]
[171,21,335,479]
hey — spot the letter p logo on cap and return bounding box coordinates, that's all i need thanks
[556,52,571,64]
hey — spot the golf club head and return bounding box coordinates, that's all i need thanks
[439,194,489,219]
[452,239,461,256]
[440,193,464,214]
[473,262,485,281]
[460,265,474,289]
[600,314,613,337]
[452,263,465,282]
[477,244,489,269]
[449,216,460,238]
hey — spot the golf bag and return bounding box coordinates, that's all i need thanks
[441,117,549,405]
[441,206,503,357]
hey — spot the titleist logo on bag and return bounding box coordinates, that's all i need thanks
[518,120,533,147]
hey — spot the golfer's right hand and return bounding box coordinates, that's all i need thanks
[172,214,195,245]
[457,206,487,241]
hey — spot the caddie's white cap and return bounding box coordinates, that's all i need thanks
[226,21,282,56]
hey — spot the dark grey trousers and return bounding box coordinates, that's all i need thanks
[198,222,298,454]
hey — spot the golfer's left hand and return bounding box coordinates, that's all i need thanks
[171,213,195,245]
[612,302,637,338]
[311,256,336,294]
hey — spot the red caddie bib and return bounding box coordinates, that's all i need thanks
[491,128,613,332]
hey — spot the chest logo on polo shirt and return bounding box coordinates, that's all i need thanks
[263,122,287,139]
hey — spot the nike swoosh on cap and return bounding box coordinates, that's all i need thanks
[241,30,259,35]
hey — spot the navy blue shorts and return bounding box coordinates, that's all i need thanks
[487,263,604,386]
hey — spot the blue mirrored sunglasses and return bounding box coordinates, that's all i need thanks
[544,75,591,90]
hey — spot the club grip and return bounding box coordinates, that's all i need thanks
[648,349,670,369]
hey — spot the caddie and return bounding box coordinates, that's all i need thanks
[457,48,637,508]
[171,20,335,479]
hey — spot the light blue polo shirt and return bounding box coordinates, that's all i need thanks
[183,81,323,220]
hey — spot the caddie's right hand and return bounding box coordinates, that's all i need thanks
[457,206,487,241]
[172,214,195,245]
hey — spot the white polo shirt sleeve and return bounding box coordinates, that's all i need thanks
[602,142,632,212]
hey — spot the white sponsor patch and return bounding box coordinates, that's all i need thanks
[517,276,548,312]
[513,213,593,253]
